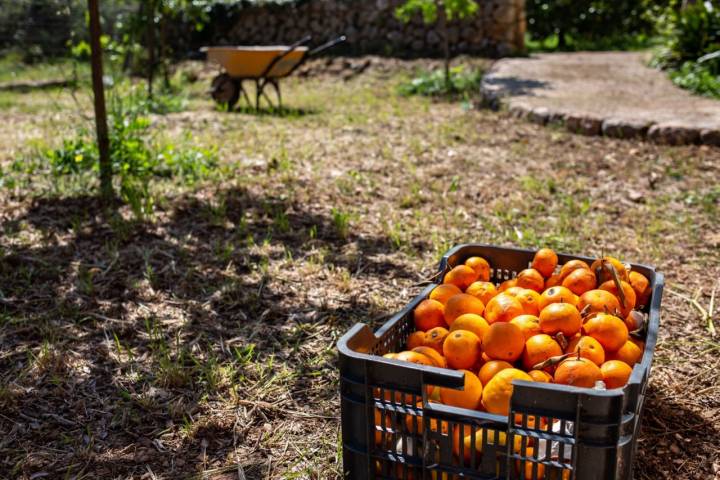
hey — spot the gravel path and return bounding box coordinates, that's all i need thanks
[481,51,720,145]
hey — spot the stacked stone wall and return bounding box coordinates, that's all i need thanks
[204,0,525,57]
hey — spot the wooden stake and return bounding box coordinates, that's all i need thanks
[87,0,113,203]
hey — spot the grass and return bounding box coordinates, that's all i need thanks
[0,55,719,479]
[0,53,89,84]
[525,32,660,53]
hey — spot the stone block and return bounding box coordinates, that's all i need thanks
[700,128,720,146]
[601,118,651,139]
[647,124,700,145]
[528,107,550,125]
[566,115,602,136]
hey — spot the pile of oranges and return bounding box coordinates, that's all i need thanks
[382,248,652,418]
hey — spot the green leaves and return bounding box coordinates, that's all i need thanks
[397,66,483,97]
[652,1,720,98]
[395,0,479,25]
[46,85,217,218]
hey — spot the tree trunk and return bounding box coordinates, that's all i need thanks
[558,27,566,50]
[160,11,170,90]
[146,0,156,98]
[87,0,113,203]
[439,5,451,91]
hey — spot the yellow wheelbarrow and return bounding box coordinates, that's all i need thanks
[202,35,346,110]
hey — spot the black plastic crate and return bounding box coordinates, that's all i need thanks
[338,244,664,480]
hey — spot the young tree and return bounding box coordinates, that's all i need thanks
[396,0,479,89]
[87,0,113,203]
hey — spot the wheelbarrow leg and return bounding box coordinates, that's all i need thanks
[255,79,263,110]
[239,80,252,107]
[269,79,282,110]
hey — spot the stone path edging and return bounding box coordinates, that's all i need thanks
[480,52,720,147]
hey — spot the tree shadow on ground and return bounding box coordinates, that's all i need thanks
[635,384,719,479]
[0,187,421,478]
[481,76,549,97]
[230,105,319,117]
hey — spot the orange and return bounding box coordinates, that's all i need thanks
[625,310,644,332]
[465,256,491,282]
[517,447,545,479]
[429,284,462,305]
[423,327,450,354]
[578,289,621,317]
[374,408,391,446]
[439,369,483,410]
[545,274,562,289]
[514,288,542,316]
[444,265,479,291]
[482,368,533,415]
[395,350,435,367]
[382,352,397,360]
[516,268,545,293]
[628,271,651,308]
[412,346,447,368]
[497,278,517,292]
[565,335,605,366]
[510,314,542,340]
[606,340,642,366]
[406,331,426,350]
[527,370,553,383]
[558,259,591,281]
[482,322,525,362]
[443,330,482,370]
[465,281,498,305]
[532,248,559,278]
[450,313,490,340]
[538,286,578,310]
[444,294,485,326]
[484,293,524,324]
[599,280,637,317]
[522,334,563,371]
[591,256,629,284]
[554,357,602,388]
[478,360,513,386]
[600,360,632,389]
[629,336,645,350]
[454,426,522,463]
[561,268,597,296]
[538,303,582,337]
[583,313,628,352]
[413,299,446,331]
[504,286,525,297]
[405,402,448,435]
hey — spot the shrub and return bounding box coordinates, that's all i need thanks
[652,1,720,98]
[398,66,483,98]
[47,87,217,218]
[526,0,665,50]
[669,60,720,98]
[655,1,720,65]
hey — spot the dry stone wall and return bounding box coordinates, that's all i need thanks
[208,0,525,57]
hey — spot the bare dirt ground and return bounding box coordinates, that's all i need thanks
[0,56,719,480]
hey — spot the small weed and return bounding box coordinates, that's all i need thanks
[331,208,352,239]
[385,221,406,250]
[273,207,290,233]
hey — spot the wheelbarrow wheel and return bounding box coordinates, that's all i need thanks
[210,73,239,110]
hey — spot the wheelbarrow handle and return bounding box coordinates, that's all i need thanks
[291,35,313,50]
[260,35,313,79]
[309,35,347,56]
